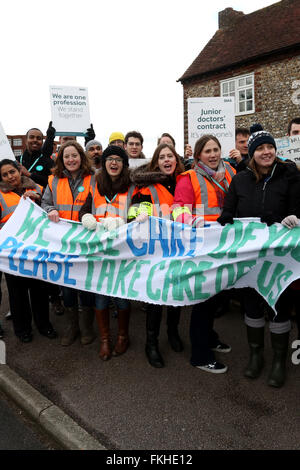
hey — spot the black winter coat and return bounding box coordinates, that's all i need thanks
[16,150,54,188]
[221,161,300,222]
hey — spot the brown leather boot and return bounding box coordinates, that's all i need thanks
[112,308,131,356]
[95,308,111,361]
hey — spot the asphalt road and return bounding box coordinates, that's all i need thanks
[0,280,299,450]
[0,389,60,450]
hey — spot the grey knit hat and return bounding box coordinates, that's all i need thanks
[85,139,102,151]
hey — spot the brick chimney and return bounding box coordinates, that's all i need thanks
[218,7,244,29]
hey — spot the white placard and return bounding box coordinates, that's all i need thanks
[49,86,90,136]
[129,158,151,168]
[275,135,300,168]
[0,122,15,160]
[187,97,235,159]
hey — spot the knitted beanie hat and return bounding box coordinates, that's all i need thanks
[247,124,276,158]
[109,132,125,144]
[101,145,129,167]
[85,139,102,151]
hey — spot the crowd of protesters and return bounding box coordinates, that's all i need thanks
[0,117,300,389]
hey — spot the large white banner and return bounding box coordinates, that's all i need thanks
[187,97,235,158]
[0,122,15,160]
[0,198,299,310]
[49,85,90,136]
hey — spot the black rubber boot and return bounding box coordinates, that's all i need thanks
[167,306,183,352]
[145,307,164,368]
[244,326,264,379]
[268,332,289,388]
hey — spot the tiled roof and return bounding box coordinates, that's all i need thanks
[179,0,300,82]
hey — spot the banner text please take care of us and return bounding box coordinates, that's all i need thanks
[0,199,299,311]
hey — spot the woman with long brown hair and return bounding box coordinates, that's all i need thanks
[173,135,235,374]
[81,145,136,361]
[42,140,96,347]
[129,143,185,368]
[218,124,300,387]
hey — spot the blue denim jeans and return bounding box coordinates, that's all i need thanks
[62,287,95,308]
[95,294,130,310]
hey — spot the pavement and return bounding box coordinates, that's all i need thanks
[0,282,299,451]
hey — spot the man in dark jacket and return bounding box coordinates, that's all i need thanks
[16,123,55,188]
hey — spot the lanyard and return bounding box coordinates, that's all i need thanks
[20,154,43,173]
[210,176,229,194]
[105,194,117,204]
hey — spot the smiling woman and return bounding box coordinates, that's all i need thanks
[217,124,300,387]
[129,143,185,368]
[80,145,136,361]
[41,141,96,347]
[172,135,236,374]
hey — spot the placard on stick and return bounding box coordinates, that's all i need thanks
[275,135,300,168]
[187,97,235,158]
[49,86,90,136]
[0,122,15,160]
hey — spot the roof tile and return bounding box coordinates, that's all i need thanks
[179,0,300,82]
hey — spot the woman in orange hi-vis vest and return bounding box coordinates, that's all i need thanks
[129,143,185,368]
[81,145,136,361]
[0,159,57,343]
[42,141,96,347]
[172,135,236,375]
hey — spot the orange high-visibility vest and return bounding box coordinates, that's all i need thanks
[48,174,92,221]
[139,184,174,218]
[90,181,136,221]
[178,163,235,222]
[0,185,43,228]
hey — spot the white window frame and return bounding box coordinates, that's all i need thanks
[220,73,255,116]
[13,138,23,146]
[13,149,23,157]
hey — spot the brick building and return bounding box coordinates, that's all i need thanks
[7,135,27,158]
[7,135,59,158]
[178,0,300,144]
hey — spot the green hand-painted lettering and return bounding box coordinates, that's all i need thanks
[97,260,116,293]
[146,261,166,301]
[128,260,151,298]
[209,221,243,259]
[274,229,300,258]
[258,224,287,258]
[113,260,137,296]
[34,218,51,247]
[162,261,182,302]
[180,260,211,301]
[85,256,103,290]
[215,264,236,292]
[230,222,264,257]
[67,228,95,255]
[268,268,293,306]
[60,224,79,252]
[16,204,46,240]
[257,261,292,303]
